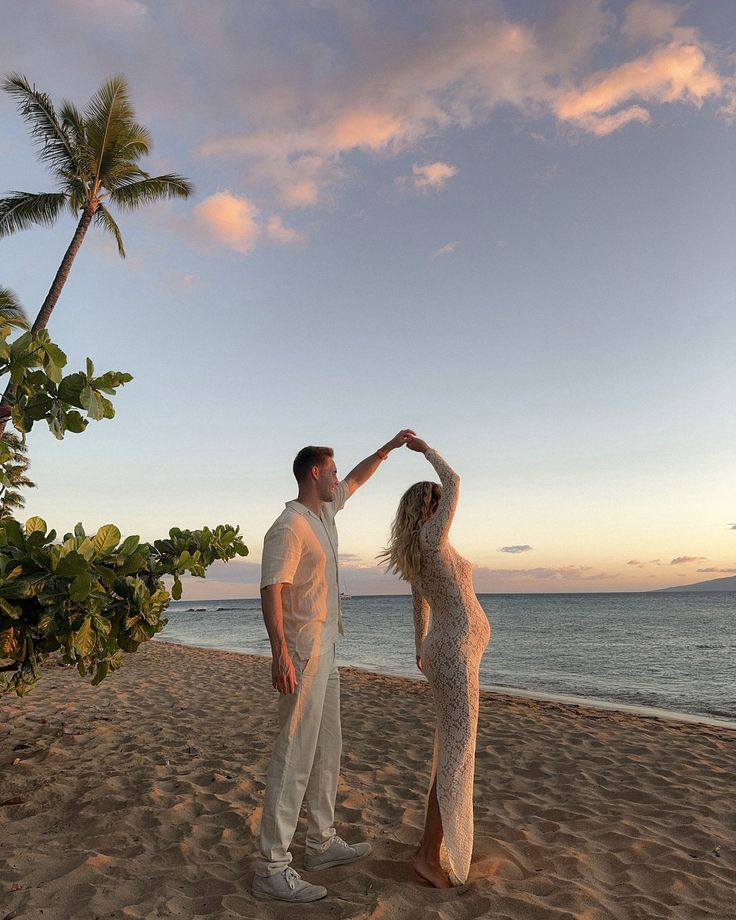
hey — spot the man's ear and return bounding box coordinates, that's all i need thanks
[310,465,321,481]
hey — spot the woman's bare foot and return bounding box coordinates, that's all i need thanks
[412,853,453,888]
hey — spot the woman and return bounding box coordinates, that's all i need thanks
[380,437,490,887]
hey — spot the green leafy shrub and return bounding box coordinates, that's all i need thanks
[0,518,248,695]
[0,76,245,700]
[0,324,132,443]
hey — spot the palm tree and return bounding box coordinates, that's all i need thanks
[0,285,30,333]
[1,74,193,332]
[0,73,193,434]
[0,432,35,519]
[0,289,34,515]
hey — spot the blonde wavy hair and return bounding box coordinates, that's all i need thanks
[378,481,442,582]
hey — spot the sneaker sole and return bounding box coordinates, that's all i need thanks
[251,887,327,903]
[303,846,372,872]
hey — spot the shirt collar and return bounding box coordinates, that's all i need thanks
[286,499,324,522]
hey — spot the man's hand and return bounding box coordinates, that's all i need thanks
[272,647,297,694]
[384,429,416,452]
[416,656,423,672]
[406,436,429,454]
[345,428,416,495]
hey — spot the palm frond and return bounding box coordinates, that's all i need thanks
[2,73,78,181]
[113,119,151,153]
[0,191,68,237]
[2,471,35,489]
[108,174,194,210]
[0,492,26,515]
[96,119,152,191]
[0,287,29,329]
[100,164,149,191]
[67,184,91,212]
[59,100,93,188]
[94,204,126,257]
[85,75,136,130]
[0,432,25,452]
[85,76,148,189]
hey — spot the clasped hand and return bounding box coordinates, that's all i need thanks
[385,429,416,451]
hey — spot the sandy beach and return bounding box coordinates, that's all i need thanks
[2,640,734,920]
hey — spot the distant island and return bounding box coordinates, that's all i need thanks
[659,574,736,593]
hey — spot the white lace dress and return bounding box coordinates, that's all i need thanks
[412,448,491,884]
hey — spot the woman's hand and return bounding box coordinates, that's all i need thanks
[406,436,429,454]
[416,655,423,672]
[383,429,416,453]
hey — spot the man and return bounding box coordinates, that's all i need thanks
[252,430,414,903]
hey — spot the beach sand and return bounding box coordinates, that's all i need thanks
[2,640,734,920]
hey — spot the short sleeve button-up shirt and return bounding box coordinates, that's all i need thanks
[260,480,349,659]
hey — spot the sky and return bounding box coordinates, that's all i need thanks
[0,0,734,597]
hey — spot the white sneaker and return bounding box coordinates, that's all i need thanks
[303,835,372,871]
[251,866,327,902]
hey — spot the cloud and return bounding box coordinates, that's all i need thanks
[500,545,533,554]
[410,161,458,191]
[266,215,304,245]
[192,192,303,254]
[193,191,260,255]
[696,567,736,574]
[670,555,707,565]
[338,553,374,566]
[18,1,731,225]
[176,560,262,584]
[433,241,459,257]
[193,1,731,210]
[621,1,695,43]
[329,110,405,151]
[474,565,616,581]
[554,43,722,136]
[730,524,736,530]
[627,559,645,567]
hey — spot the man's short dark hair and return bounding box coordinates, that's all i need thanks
[293,446,334,483]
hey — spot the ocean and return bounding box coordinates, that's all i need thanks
[158,592,736,725]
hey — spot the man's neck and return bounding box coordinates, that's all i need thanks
[296,489,322,515]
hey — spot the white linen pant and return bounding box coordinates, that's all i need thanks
[256,644,341,876]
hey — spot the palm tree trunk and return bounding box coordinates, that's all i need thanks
[31,202,96,333]
[0,203,96,437]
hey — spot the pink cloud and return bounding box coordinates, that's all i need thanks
[193,2,731,208]
[670,555,707,565]
[411,161,458,191]
[193,191,260,255]
[555,43,722,134]
[280,181,320,208]
[266,215,304,245]
[621,0,695,43]
[328,110,405,151]
[474,564,616,581]
[433,241,459,258]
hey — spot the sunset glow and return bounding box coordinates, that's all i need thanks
[2,0,733,597]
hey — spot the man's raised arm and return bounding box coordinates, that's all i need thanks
[344,429,415,496]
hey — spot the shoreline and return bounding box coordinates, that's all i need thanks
[3,640,735,920]
[155,636,736,732]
